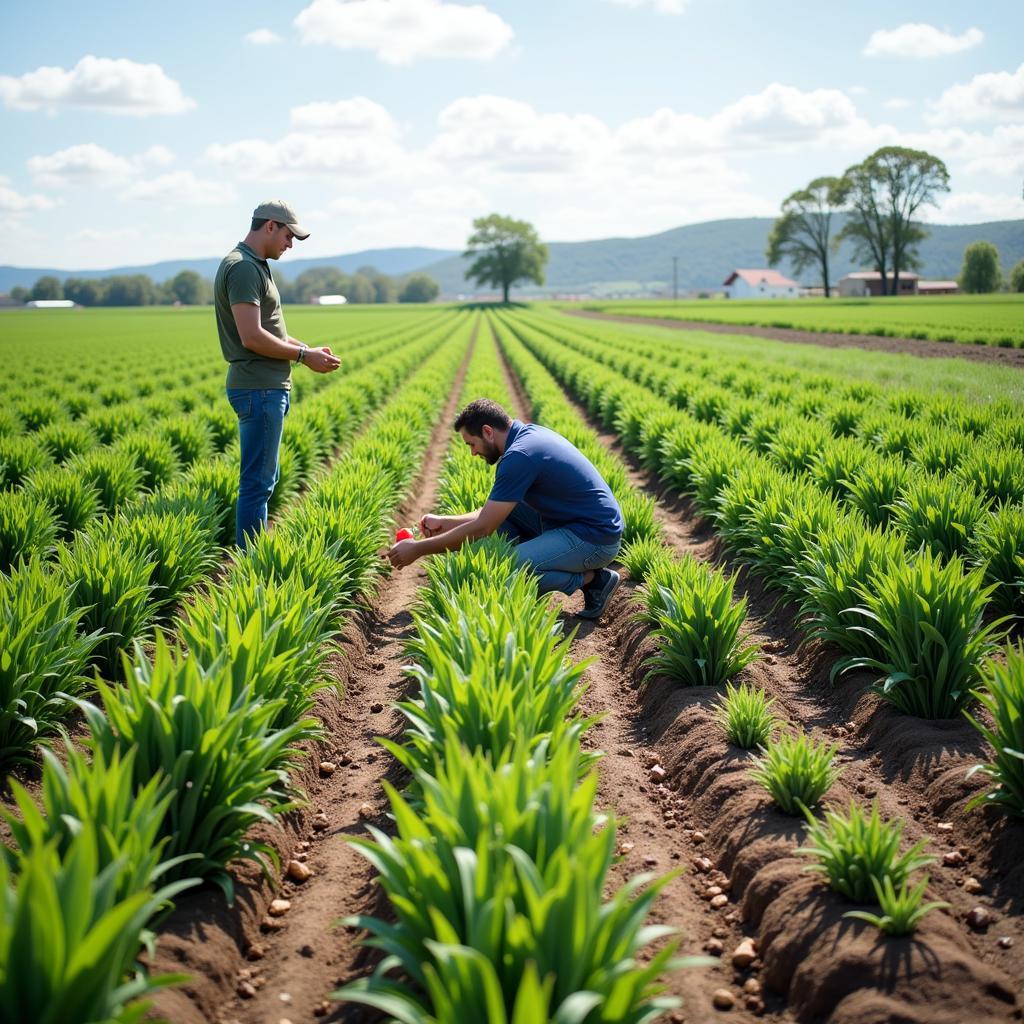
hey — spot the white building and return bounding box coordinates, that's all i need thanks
[313,294,347,305]
[25,299,76,309]
[723,269,799,299]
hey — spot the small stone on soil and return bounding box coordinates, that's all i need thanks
[963,877,983,894]
[300,944,316,958]
[269,899,292,917]
[731,939,757,969]
[649,764,667,782]
[358,802,374,819]
[245,943,265,961]
[619,841,635,854]
[312,814,329,831]
[743,979,761,995]
[745,996,765,1015]
[712,988,735,1010]
[713,926,729,939]
[692,831,706,844]
[943,851,965,867]
[705,886,723,900]
[937,821,954,832]
[643,855,658,867]
[313,1000,332,1017]
[279,992,292,1004]
[370,702,384,713]
[286,860,312,883]
[704,938,724,956]
[319,761,336,775]
[998,936,1013,949]
[966,907,993,931]
[237,981,256,999]
[710,894,729,909]
[694,857,713,873]
[338,752,352,765]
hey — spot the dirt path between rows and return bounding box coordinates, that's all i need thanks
[569,309,1024,369]
[494,333,1022,1022]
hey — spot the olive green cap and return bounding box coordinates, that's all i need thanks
[252,199,310,240]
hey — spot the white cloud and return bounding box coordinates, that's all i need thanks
[138,145,175,166]
[245,28,281,45]
[293,0,513,64]
[924,191,1024,224]
[0,56,194,116]
[0,176,58,213]
[290,97,399,136]
[863,24,983,58]
[28,144,138,187]
[608,0,688,13]
[883,98,913,110]
[927,63,1024,124]
[122,170,236,205]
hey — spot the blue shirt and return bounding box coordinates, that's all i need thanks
[489,420,624,545]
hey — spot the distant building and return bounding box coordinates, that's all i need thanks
[723,269,799,299]
[312,294,347,305]
[25,299,76,309]
[917,280,960,296]
[837,271,920,297]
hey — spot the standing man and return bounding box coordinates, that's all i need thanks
[384,399,623,619]
[214,200,341,548]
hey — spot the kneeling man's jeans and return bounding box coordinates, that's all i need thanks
[497,504,621,596]
[226,387,289,548]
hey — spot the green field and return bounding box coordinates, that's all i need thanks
[580,293,1024,348]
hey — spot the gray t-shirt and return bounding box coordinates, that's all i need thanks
[214,241,291,389]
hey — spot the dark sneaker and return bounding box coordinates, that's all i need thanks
[577,568,620,620]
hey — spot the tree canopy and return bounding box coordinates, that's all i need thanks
[1010,259,1024,294]
[834,146,949,295]
[464,214,548,303]
[766,177,842,296]
[959,241,1003,293]
[398,273,440,303]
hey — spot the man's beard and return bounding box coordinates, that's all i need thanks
[483,440,500,465]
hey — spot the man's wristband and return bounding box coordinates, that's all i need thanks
[295,343,308,364]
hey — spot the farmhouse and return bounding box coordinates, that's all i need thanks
[918,280,960,296]
[25,299,76,309]
[838,271,920,297]
[723,269,799,299]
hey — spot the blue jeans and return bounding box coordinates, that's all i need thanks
[497,504,621,596]
[226,387,290,548]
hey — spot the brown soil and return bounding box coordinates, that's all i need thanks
[494,338,1024,1023]
[147,335,476,1024]
[569,309,1024,368]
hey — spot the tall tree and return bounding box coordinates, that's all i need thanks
[1010,259,1024,294]
[167,269,211,306]
[959,241,1003,294]
[834,147,949,296]
[30,275,63,301]
[464,214,548,303]
[398,273,440,303]
[63,277,107,306]
[765,176,842,297]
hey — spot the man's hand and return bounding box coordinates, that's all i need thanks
[305,346,341,373]
[382,538,419,569]
[420,514,454,537]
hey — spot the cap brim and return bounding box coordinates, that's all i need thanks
[289,224,310,240]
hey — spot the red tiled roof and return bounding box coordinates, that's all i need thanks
[723,268,798,288]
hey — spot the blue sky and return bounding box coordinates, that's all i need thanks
[2,0,1022,270]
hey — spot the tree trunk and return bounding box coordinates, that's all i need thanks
[822,251,831,298]
[502,280,510,303]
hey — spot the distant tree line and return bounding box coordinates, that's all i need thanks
[5,265,439,306]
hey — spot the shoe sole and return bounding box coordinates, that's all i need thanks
[576,570,621,620]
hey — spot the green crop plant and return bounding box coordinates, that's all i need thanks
[971,501,1024,615]
[891,473,990,560]
[0,434,52,489]
[161,459,237,546]
[0,821,193,1024]
[114,431,182,491]
[845,453,910,528]
[912,432,970,474]
[113,508,217,618]
[13,396,66,431]
[844,875,949,935]
[687,435,747,514]
[797,519,906,660]
[84,405,145,445]
[619,536,673,584]
[767,421,832,474]
[744,409,788,453]
[25,467,103,540]
[158,414,214,467]
[798,802,936,903]
[619,491,661,546]
[337,735,682,1022]
[714,682,779,749]
[712,462,780,548]
[957,445,1024,506]
[2,743,189,904]
[415,536,521,624]
[966,642,1024,818]
[636,555,758,687]
[834,551,1008,718]
[0,558,103,768]
[182,567,336,729]
[266,443,301,517]
[82,636,315,900]
[69,449,145,514]
[808,437,866,499]
[0,489,59,571]
[749,730,841,814]
[56,531,156,678]
[823,399,862,438]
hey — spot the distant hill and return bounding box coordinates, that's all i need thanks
[420,217,1024,296]
[0,246,459,293]
[2,219,1021,298]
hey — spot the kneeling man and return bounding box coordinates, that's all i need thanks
[385,398,623,619]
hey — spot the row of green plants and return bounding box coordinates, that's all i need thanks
[336,327,691,1022]
[493,314,960,938]
[1,313,469,770]
[510,309,1024,563]
[495,309,1023,818]
[0,316,475,1022]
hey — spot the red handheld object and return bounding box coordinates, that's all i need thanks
[395,528,414,541]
